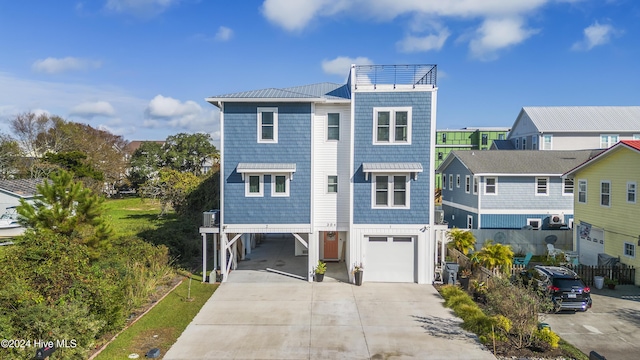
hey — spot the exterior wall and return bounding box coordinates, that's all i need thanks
[442,203,476,229]
[508,113,537,140]
[352,91,432,224]
[313,104,351,231]
[223,102,312,224]
[0,191,31,210]
[478,176,573,211]
[572,147,640,284]
[440,157,478,209]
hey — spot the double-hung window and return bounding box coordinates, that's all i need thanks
[456,175,460,188]
[373,107,412,144]
[578,180,587,203]
[258,107,278,143]
[448,174,453,190]
[481,134,488,146]
[327,113,340,140]
[536,177,549,195]
[628,182,636,203]
[472,177,478,194]
[542,135,552,150]
[465,175,471,193]
[485,177,497,194]
[600,134,618,149]
[442,174,447,189]
[373,174,409,209]
[563,178,574,195]
[600,181,611,207]
[328,175,338,193]
[625,243,636,258]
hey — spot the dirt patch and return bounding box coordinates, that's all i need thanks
[127,327,179,358]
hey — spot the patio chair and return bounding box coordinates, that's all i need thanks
[513,252,533,267]
[547,243,563,258]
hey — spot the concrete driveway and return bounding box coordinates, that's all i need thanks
[543,285,640,360]
[164,280,495,359]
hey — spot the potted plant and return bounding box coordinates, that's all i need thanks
[314,260,327,282]
[353,263,364,286]
[604,277,618,289]
[458,268,472,290]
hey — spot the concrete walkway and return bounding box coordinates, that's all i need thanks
[165,235,495,359]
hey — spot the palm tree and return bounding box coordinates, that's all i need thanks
[474,240,514,275]
[447,228,476,255]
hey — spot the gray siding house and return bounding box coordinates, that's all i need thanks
[437,150,600,229]
[508,106,640,151]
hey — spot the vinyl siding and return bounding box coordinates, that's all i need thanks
[440,157,478,209]
[313,104,351,230]
[223,102,312,224]
[352,91,432,224]
[479,176,573,210]
[572,147,640,283]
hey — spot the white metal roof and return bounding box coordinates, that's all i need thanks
[522,106,640,132]
[362,162,423,173]
[236,163,296,173]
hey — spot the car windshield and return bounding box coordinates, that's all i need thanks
[553,278,585,289]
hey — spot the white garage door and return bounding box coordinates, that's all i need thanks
[366,236,415,282]
[578,224,604,266]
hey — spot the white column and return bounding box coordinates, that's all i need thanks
[220,232,228,282]
[202,233,207,283]
[211,233,218,284]
[307,233,317,282]
[232,239,238,270]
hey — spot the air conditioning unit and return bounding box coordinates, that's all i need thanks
[435,210,445,224]
[549,214,564,226]
[203,210,220,227]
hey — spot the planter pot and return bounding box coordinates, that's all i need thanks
[354,270,363,286]
[459,276,470,291]
[594,276,604,290]
[315,273,324,282]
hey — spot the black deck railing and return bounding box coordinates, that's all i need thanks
[354,64,437,89]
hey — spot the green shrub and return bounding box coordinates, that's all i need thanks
[439,284,466,299]
[533,327,560,349]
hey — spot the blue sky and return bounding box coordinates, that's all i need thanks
[1,0,639,148]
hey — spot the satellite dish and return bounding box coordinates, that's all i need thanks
[545,235,558,244]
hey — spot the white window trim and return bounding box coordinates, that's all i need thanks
[466,215,473,229]
[448,174,453,190]
[634,134,640,140]
[627,181,637,204]
[257,107,278,143]
[527,218,542,230]
[245,174,264,197]
[456,174,461,188]
[371,173,410,209]
[484,177,498,195]
[624,242,636,258]
[516,138,520,149]
[535,177,549,196]
[600,180,611,207]
[327,113,340,141]
[271,173,290,197]
[578,179,587,204]
[327,175,338,194]
[442,173,447,189]
[563,178,574,196]
[522,138,527,150]
[472,177,478,195]
[465,175,471,194]
[600,134,619,149]
[532,136,538,150]
[542,135,552,150]
[372,107,412,145]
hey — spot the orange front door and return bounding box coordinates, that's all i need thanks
[323,231,339,260]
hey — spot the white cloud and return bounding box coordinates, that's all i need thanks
[144,95,221,143]
[70,101,116,118]
[104,0,180,17]
[397,29,450,53]
[32,57,102,74]
[571,21,619,51]
[215,26,233,41]
[469,17,538,60]
[321,56,373,76]
[261,0,553,60]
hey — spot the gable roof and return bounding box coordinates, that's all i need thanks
[0,178,44,198]
[490,140,515,150]
[206,82,350,106]
[516,106,640,133]
[564,140,640,177]
[437,150,602,175]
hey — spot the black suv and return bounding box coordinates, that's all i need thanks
[531,265,592,312]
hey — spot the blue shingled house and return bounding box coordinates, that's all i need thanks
[202,64,441,284]
[437,150,601,230]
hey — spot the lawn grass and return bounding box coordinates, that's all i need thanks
[94,276,217,360]
[104,197,172,237]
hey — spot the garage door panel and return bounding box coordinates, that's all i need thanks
[579,226,604,266]
[366,236,415,283]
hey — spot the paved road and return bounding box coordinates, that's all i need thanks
[543,285,640,360]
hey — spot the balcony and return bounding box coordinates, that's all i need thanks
[354,64,437,90]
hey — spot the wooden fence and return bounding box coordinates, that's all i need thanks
[445,247,636,286]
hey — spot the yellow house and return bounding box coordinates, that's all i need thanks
[564,140,640,285]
